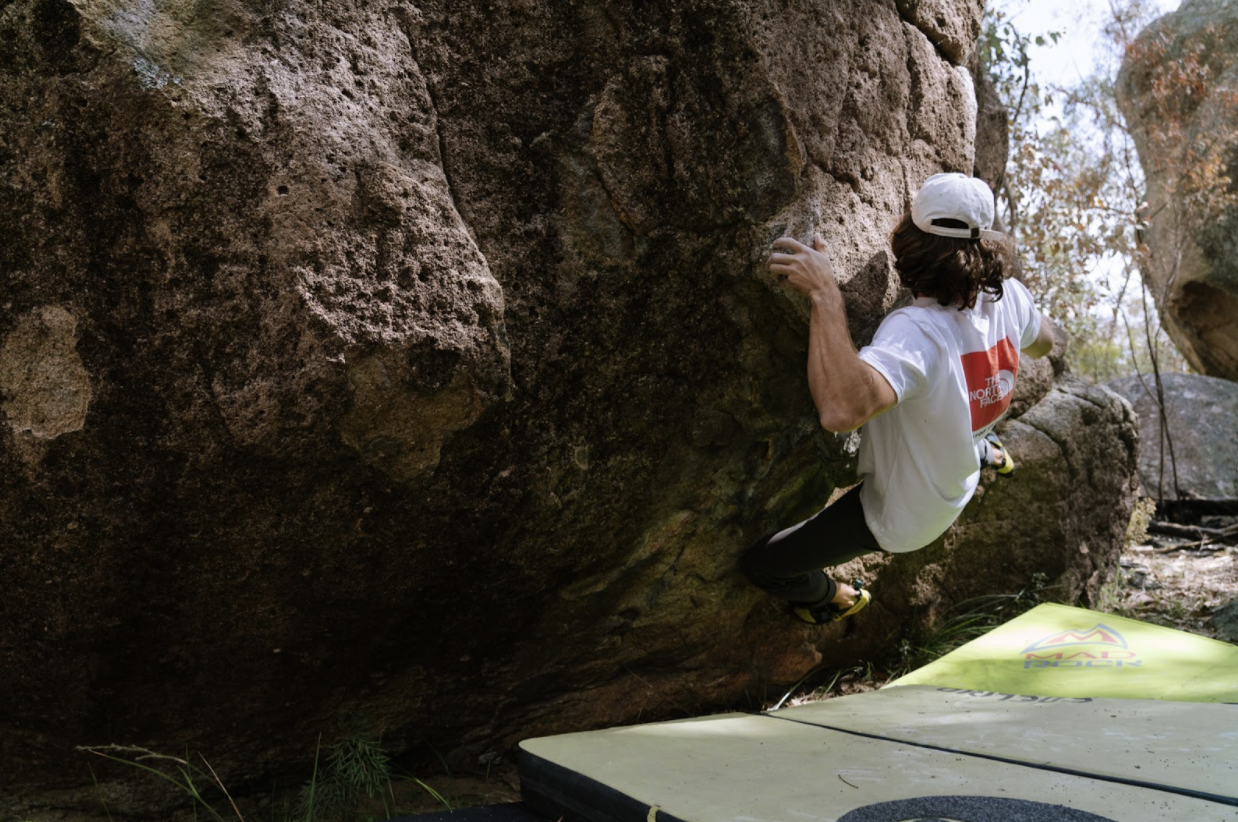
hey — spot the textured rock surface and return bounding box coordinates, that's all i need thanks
[0,0,1137,815]
[1117,0,1238,381]
[1109,373,1238,501]
[1214,598,1238,642]
[896,0,986,65]
[935,377,1140,604]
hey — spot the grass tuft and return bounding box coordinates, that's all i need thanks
[296,734,395,822]
[885,572,1051,680]
[77,733,456,822]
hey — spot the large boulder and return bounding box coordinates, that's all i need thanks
[1109,373,1238,502]
[1116,0,1238,381]
[0,0,1138,815]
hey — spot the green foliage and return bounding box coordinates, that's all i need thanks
[295,735,395,822]
[77,745,242,822]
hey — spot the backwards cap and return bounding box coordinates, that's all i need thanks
[911,173,1005,241]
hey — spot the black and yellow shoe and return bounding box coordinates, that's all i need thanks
[983,431,1015,477]
[792,579,872,625]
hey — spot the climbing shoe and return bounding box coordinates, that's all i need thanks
[982,431,1015,477]
[792,579,871,625]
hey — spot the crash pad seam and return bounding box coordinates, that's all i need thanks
[759,712,1238,808]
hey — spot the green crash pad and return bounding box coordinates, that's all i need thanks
[519,608,1238,821]
[885,603,1238,702]
[519,687,1237,821]
[769,684,1237,805]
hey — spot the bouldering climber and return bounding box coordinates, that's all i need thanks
[741,173,1055,625]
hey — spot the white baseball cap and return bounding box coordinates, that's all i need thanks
[911,173,1005,241]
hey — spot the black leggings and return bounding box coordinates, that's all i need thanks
[740,484,885,607]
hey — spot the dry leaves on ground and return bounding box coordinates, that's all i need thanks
[1105,536,1238,642]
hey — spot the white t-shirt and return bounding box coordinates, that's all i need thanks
[856,279,1043,552]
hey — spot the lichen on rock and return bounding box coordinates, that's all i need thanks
[0,306,92,442]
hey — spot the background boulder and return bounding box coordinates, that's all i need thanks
[0,0,1138,815]
[1109,373,1238,504]
[1117,0,1238,381]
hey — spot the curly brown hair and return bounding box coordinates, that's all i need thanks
[890,214,1012,309]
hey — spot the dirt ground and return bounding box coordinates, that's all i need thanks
[375,770,523,819]
[1101,511,1238,642]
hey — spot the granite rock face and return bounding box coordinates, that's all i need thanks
[1109,373,1238,502]
[0,0,1137,814]
[1117,0,1238,381]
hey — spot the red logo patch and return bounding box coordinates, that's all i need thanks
[961,338,1019,432]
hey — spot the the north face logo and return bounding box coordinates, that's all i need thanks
[962,337,1019,431]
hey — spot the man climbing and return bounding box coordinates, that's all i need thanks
[741,172,1055,625]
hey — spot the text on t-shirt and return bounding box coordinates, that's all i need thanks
[961,337,1019,432]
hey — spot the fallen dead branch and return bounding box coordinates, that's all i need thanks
[1147,520,1238,544]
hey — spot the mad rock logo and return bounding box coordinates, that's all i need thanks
[1021,624,1141,670]
[961,337,1020,431]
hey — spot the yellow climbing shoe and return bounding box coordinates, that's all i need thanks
[793,581,872,625]
[984,431,1015,477]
